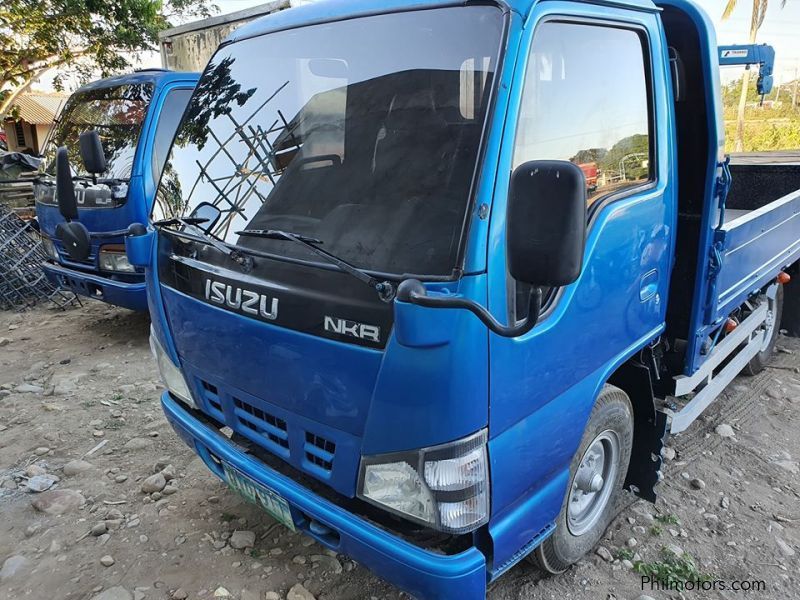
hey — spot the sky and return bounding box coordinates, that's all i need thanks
[37,0,800,93]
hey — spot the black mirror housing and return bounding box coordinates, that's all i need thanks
[189,202,222,232]
[55,146,78,221]
[507,160,587,287]
[78,130,107,175]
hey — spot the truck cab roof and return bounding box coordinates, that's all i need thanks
[226,0,662,44]
[74,69,199,94]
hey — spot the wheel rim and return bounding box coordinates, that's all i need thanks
[760,293,777,353]
[567,429,620,536]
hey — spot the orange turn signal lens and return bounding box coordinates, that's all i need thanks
[724,318,738,333]
[777,271,791,285]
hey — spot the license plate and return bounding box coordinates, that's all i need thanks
[223,463,295,531]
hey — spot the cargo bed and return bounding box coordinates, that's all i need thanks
[708,159,800,324]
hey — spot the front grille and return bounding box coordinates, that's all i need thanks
[233,397,290,453]
[193,375,343,486]
[304,432,336,472]
[201,381,223,415]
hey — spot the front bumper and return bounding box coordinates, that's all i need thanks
[161,392,488,600]
[43,261,147,312]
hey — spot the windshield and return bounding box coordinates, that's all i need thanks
[154,6,503,276]
[43,83,153,180]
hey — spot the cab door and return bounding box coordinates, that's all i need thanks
[485,2,675,568]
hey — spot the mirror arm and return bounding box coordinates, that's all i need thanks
[397,279,543,338]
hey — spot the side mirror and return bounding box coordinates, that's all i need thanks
[507,160,587,287]
[189,202,222,233]
[78,130,107,177]
[55,146,78,221]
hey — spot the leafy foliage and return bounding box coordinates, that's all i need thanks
[634,547,713,586]
[722,75,800,152]
[0,0,217,111]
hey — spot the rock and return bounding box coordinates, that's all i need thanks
[213,588,231,598]
[162,484,178,496]
[26,474,58,492]
[720,496,730,509]
[0,555,29,581]
[229,530,256,550]
[100,555,115,567]
[25,523,41,537]
[34,446,50,456]
[15,384,44,394]
[91,522,109,536]
[25,464,46,477]
[141,473,166,494]
[776,538,796,557]
[0,337,11,346]
[773,460,800,474]
[172,589,188,600]
[766,388,783,400]
[626,537,638,548]
[31,489,85,515]
[662,446,676,461]
[63,459,94,476]
[690,478,706,490]
[287,584,316,600]
[310,554,342,574]
[160,464,176,481]
[715,423,735,438]
[595,546,614,562]
[91,586,132,600]
[622,559,634,569]
[666,544,684,556]
[124,437,152,451]
[114,474,128,483]
[635,596,656,600]
[293,555,307,565]
[265,593,281,600]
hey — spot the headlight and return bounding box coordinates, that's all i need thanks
[149,328,196,409]
[99,244,136,273]
[41,236,58,260]
[358,430,489,534]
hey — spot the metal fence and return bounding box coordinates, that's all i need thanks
[0,203,77,311]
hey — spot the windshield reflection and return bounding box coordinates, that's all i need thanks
[154,6,504,276]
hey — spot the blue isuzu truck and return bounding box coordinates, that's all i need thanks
[53,0,800,597]
[35,69,198,311]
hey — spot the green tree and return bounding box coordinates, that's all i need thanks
[0,0,217,116]
[721,0,786,152]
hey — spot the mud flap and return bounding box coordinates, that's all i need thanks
[609,359,669,503]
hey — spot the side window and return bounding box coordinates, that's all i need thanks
[151,88,193,186]
[512,21,653,319]
[513,22,652,205]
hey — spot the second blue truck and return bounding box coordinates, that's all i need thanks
[35,69,198,311]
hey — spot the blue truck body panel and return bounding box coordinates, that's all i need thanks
[36,70,198,311]
[139,0,800,597]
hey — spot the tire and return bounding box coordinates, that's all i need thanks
[530,384,633,574]
[744,284,784,376]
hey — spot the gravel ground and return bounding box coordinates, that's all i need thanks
[1,301,799,600]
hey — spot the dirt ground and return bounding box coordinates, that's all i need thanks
[1,300,799,600]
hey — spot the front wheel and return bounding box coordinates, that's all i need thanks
[530,384,633,574]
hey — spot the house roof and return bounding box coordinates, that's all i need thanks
[6,93,68,125]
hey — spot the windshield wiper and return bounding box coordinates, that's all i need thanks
[237,229,395,302]
[154,217,254,271]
